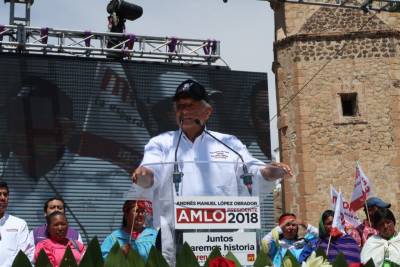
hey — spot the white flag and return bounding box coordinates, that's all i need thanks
[332,191,346,235]
[350,162,374,211]
[330,186,361,228]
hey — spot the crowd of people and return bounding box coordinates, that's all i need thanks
[0,181,158,267]
[262,197,399,266]
[1,177,398,267]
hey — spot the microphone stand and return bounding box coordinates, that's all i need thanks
[194,119,254,195]
[173,118,184,196]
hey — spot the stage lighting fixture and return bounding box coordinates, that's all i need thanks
[106,0,142,56]
[107,0,143,21]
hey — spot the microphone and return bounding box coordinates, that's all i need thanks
[173,115,184,196]
[194,119,254,195]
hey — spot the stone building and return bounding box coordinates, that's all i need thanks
[272,2,400,224]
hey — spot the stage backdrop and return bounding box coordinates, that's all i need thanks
[0,53,272,243]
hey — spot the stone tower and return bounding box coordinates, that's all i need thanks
[273,2,400,224]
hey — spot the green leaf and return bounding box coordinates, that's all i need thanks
[225,251,242,267]
[253,250,272,267]
[283,250,301,267]
[79,237,104,267]
[104,242,129,267]
[36,249,52,267]
[11,250,32,267]
[60,246,78,267]
[145,246,170,267]
[382,260,400,267]
[176,242,200,267]
[126,248,145,267]
[315,248,327,259]
[332,252,348,267]
[204,246,222,267]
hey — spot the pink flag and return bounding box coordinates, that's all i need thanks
[350,163,373,211]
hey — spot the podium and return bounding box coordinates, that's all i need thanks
[140,161,274,266]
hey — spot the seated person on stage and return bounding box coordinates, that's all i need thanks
[317,210,360,265]
[361,208,400,266]
[261,213,318,267]
[101,200,157,261]
[132,79,293,264]
[34,211,85,267]
[0,182,34,267]
[30,197,82,245]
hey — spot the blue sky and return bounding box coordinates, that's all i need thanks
[0,0,279,155]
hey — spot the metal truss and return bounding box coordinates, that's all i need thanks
[0,25,221,64]
[267,0,400,12]
[5,0,33,26]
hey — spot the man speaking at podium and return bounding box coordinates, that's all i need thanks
[132,79,292,264]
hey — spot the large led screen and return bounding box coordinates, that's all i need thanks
[0,54,272,243]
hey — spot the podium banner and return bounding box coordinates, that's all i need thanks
[174,196,260,229]
[183,232,257,266]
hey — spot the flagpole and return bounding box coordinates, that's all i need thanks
[365,200,372,226]
[326,234,332,255]
[328,185,335,256]
[329,190,341,255]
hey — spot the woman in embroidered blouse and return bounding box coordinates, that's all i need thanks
[34,211,85,267]
[101,200,157,261]
[261,213,319,267]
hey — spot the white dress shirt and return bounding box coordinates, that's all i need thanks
[0,213,34,267]
[141,129,272,198]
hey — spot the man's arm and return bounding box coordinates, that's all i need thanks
[131,135,166,188]
[231,136,292,181]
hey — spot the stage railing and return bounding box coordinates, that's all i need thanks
[0,24,221,64]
